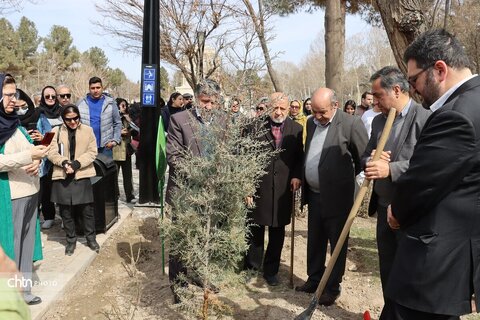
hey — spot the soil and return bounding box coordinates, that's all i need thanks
[42,209,479,320]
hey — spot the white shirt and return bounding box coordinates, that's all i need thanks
[430,74,478,112]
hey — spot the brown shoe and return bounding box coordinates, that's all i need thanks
[317,292,339,306]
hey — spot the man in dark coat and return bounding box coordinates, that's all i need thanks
[295,88,368,306]
[360,66,431,313]
[166,78,222,302]
[245,92,304,286]
[384,29,480,320]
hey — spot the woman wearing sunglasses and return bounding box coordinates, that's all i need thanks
[47,104,99,256]
[37,86,63,229]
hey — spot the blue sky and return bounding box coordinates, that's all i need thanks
[7,0,369,82]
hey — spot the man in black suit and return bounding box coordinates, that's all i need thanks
[295,88,368,306]
[245,92,304,287]
[385,29,480,319]
[360,66,431,313]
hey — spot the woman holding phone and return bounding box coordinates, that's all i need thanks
[47,104,99,255]
[37,86,63,229]
[0,73,49,305]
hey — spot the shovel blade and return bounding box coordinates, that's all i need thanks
[294,297,318,320]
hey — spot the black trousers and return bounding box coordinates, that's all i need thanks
[116,156,134,200]
[306,190,348,295]
[59,203,96,243]
[245,224,286,277]
[40,173,55,220]
[380,300,460,320]
[377,204,402,296]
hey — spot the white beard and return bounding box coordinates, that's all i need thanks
[271,116,286,124]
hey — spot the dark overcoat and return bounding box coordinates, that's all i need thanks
[250,117,303,227]
[388,75,480,316]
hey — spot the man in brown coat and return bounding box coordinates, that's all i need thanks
[245,92,304,286]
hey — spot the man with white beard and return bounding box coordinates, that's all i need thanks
[245,92,304,287]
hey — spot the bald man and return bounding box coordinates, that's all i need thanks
[245,92,304,286]
[295,88,368,306]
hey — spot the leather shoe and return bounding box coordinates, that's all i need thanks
[87,240,100,253]
[318,292,340,306]
[295,281,318,293]
[65,242,76,256]
[263,274,279,286]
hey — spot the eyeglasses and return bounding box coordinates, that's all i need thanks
[59,94,71,99]
[44,94,56,100]
[64,116,79,122]
[3,91,20,100]
[290,105,300,110]
[408,65,433,90]
[256,107,265,111]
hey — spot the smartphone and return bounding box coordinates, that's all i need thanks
[40,132,55,146]
[26,122,37,131]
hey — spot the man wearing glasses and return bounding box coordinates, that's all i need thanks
[384,29,480,319]
[57,85,72,108]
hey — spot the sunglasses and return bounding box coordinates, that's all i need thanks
[44,94,56,100]
[290,105,300,109]
[59,94,71,99]
[64,116,79,122]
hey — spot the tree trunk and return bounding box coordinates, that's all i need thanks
[243,0,283,92]
[324,0,345,95]
[375,0,427,74]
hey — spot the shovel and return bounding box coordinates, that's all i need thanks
[289,189,297,289]
[295,107,397,320]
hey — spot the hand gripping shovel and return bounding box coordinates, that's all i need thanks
[295,107,397,320]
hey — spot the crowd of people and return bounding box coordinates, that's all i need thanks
[163,29,480,320]
[1,28,480,320]
[0,74,138,309]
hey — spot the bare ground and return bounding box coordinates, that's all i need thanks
[42,208,480,320]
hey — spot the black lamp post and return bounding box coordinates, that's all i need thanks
[138,0,160,204]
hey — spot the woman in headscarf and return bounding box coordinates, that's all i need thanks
[289,99,307,145]
[303,97,312,116]
[0,73,49,305]
[37,86,63,229]
[15,88,40,129]
[48,104,99,256]
[161,92,184,131]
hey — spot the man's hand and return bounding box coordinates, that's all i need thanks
[370,149,391,162]
[23,160,40,176]
[387,205,400,230]
[365,160,390,180]
[245,196,254,207]
[290,178,301,191]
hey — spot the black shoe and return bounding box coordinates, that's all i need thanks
[87,240,100,253]
[318,292,340,306]
[263,274,279,286]
[65,242,76,256]
[295,281,318,293]
[25,295,42,305]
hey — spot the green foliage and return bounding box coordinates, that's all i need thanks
[83,46,109,70]
[159,66,169,90]
[0,18,22,73]
[43,25,80,71]
[17,17,40,74]
[106,67,126,89]
[161,111,275,318]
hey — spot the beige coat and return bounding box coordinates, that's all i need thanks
[47,123,98,181]
[0,129,39,199]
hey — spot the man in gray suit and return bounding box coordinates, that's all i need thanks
[166,78,222,302]
[361,66,431,314]
[295,88,368,306]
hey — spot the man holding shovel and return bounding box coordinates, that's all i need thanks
[361,66,430,316]
[385,29,480,320]
[295,88,368,306]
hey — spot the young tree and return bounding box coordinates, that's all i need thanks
[162,112,275,319]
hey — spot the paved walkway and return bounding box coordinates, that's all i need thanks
[29,162,141,320]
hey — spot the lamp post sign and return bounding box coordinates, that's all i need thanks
[142,64,156,107]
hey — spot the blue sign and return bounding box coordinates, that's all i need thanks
[143,93,155,105]
[143,68,156,81]
[143,81,155,92]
